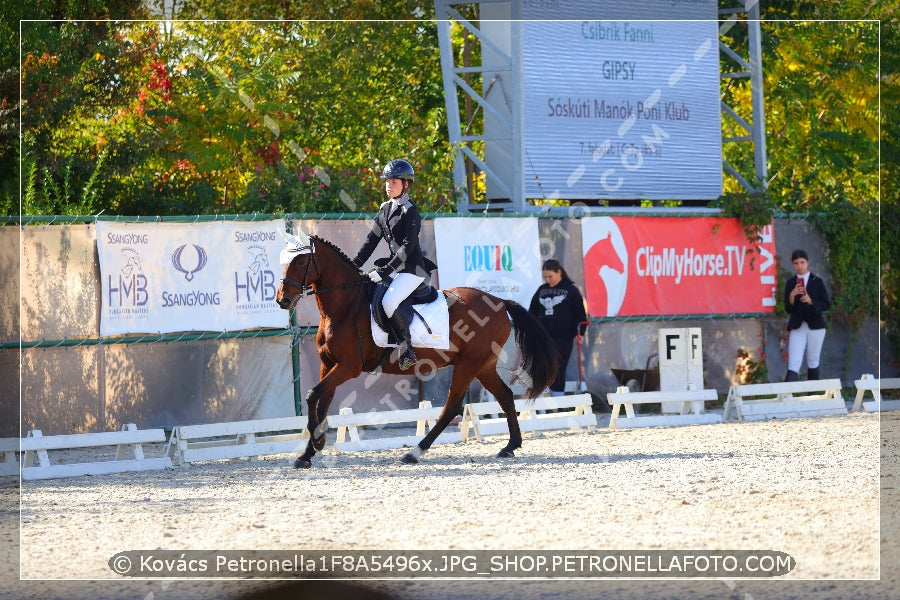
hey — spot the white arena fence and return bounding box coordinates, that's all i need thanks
[17,424,171,480]
[3,376,884,480]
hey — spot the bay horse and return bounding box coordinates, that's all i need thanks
[275,229,558,468]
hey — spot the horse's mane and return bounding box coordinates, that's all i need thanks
[311,235,358,270]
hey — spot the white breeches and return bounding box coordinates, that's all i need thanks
[382,272,426,318]
[787,322,827,371]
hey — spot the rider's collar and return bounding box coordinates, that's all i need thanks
[388,194,412,214]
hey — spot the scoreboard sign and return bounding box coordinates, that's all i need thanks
[521,1,722,200]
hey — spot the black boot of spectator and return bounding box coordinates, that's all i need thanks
[807,367,820,380]
[784,370,799,382]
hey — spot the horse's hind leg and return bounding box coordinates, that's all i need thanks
[400,405,461,465]
[400,361,476,464]
[477,366,522,458]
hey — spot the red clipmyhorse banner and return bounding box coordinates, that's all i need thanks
[581,216,776,317]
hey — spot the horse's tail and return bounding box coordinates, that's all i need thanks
[504,299,560,399]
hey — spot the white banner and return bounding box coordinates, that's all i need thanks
[433,218,543,307]
[521,1,722,200]
[97,221,289,335]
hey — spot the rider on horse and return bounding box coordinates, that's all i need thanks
[352,159,433,371]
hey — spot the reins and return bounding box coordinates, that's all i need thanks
[282,277,367,298]
[307,279,367,296]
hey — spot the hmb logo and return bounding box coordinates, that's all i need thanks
[109,248,149,306]
[464,245,513,272]
[234,245,277,302]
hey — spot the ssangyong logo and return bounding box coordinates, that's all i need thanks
[162,243,220,308]
[171,244,208,281]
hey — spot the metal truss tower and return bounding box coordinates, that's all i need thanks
[718,1,768,194]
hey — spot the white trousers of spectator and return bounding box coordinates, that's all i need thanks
[787,322,826,372]
[382,272,425,318]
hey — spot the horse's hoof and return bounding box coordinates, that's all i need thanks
[497,449,515,458]
[313,435,326,451]
[400,453,419,465]
[294,457,312,469]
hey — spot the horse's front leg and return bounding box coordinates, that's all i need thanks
[294,362,356,469]
[312,387,334,451]
[294,387,325,469]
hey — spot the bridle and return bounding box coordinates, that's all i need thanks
[278,236,412,373]
[280,241,318,297]
[280,241,367,299]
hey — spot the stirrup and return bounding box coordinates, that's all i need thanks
[398,347,417,370]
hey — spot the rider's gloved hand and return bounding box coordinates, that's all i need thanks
[367,270,382,283]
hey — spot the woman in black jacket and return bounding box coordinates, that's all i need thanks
[528,259,588,395]
[783,249,830,381]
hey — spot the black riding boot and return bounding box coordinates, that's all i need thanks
[784,370,799,382]
[388,309,417,370]
[807,367,820,380]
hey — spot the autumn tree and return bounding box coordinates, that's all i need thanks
[17,2,457,215]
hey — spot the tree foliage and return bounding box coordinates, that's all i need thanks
[764,18,879,330]
[15,1,457,216]
[873,0,900,346]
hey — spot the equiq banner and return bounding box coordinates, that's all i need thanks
[97,221,289,335]
[521,0,722,200]
[433,218,543,308]
[581,216,777,317]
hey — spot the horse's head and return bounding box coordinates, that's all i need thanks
[275,228,316,310]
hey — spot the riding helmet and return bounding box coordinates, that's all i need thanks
[380,159,415,181]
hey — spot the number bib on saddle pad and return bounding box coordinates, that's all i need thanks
[370,293,451,350]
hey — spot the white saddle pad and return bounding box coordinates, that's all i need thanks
[370,293,450,350]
